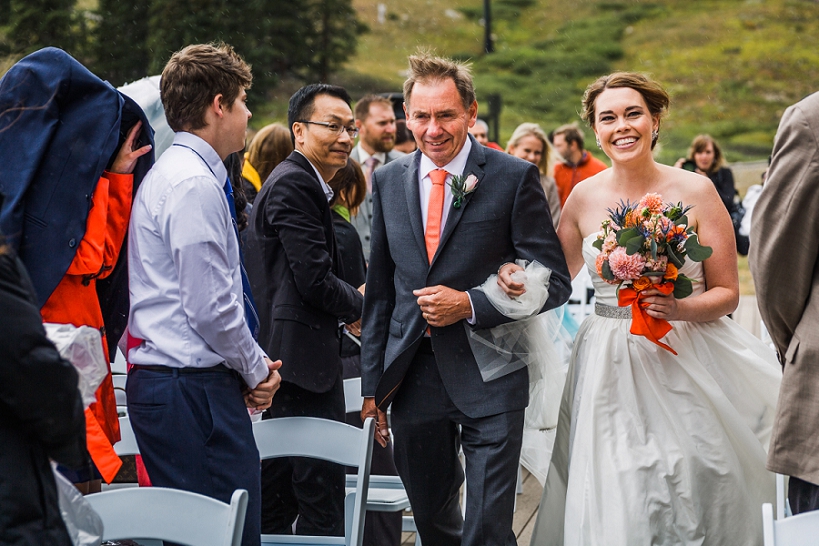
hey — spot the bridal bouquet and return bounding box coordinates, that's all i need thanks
[593,192,712,353]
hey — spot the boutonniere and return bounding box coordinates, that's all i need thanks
[450,173,479,208]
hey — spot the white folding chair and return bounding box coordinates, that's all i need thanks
[763,501,819,545]
[86,487,248,546]
[112,373,127,415]
[253,416,375,546]
[342,378,421,545]
[568,268,594,322]
[114,415,140,456]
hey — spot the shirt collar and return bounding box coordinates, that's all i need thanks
[419,137,472,180]
[295,150,335,202]
[173,132,228,183]
[355,144,386,166]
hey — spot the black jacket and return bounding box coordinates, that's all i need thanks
[332,209,367,358]
[0,244,87,546]
[245,152,363,392]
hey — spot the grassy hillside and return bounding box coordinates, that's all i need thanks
[329,0,819,165]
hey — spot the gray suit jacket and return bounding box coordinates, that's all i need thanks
[751,91,819,483]
[349,146,404,261]
[360,137,571,418]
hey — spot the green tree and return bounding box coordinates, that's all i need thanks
[93,0,150,86]
[302,0,367,83]
[7,0,77,54]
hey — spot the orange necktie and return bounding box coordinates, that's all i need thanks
[426,169,447,262]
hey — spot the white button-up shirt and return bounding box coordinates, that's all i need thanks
[418,137,472,230]
[127,132,269,389]
[416,137,476,324]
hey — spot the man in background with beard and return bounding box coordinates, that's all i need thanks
[350,95,404,261]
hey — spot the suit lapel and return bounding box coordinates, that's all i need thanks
[402,152,428,262]
[432,142,486,266]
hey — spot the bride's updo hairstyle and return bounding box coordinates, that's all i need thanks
[581,72,670,149]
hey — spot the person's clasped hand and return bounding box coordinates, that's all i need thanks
[244,357,282,411]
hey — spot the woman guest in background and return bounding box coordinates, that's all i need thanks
[241,123,293,204]
[507,123,561,228]
[503,72,782,545]
[675,134,748,254]
[327,159,402,546]
[393,118,417,154]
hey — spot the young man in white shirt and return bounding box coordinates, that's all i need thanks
[126,43,280,546]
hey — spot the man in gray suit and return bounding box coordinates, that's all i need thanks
[350,94,404,260]
[751,90,819,514]
[359,53,571,545]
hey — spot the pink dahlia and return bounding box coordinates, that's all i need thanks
[608,247,646,281]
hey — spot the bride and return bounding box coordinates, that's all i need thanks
[503,73,782,545]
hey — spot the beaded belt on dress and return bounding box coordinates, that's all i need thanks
[595,302,632,319]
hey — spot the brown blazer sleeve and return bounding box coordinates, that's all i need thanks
[750,93,819,360]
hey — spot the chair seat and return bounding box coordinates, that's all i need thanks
[345,475,412,512]
[261,537,346,546]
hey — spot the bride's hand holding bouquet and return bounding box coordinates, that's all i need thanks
[593,191,712,353]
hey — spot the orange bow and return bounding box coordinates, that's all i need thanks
[618,282,678,355]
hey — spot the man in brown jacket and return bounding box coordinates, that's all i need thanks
[751,90,819,514]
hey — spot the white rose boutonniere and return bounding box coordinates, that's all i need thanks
[450,173,479,208]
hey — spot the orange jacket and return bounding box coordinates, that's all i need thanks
[554,152,608,206]
[41,171,133,482]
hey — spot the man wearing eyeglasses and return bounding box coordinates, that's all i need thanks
[245,83,364,537]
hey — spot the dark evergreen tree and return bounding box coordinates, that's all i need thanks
[302,0,367,83]
[7,0,77,54]
[93,0,150,86]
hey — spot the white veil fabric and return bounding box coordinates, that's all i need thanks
[466,260,571,483]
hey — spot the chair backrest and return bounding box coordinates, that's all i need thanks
[253,417,375,546]
[763,502,819,545]
[114,415,140,456]
[343,377,363,413]
[86,487,248,546]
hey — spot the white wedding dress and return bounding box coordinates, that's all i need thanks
[530,233,782,546]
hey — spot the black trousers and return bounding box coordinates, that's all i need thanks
[391,350,524,546]
[789,476,819,515]
[260,375,346,535]
[127,366,261,546]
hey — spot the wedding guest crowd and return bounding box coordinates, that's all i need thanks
[1,37,814,546]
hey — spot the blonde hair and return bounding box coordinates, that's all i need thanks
[506,122,555,176]
[246,123,293,183]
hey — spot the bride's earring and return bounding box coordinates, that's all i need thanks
[652,129,659,143]
[596,137,601,149]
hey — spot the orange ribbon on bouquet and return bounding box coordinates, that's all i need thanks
[618,281,678,355]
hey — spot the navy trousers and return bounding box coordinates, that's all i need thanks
[391,351,524,546]
[127,367,261,546]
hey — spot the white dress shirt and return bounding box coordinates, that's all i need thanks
[354,144,386,169]
[418,138,472,230]
[416,138,476,323]
[127,132,269,389]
